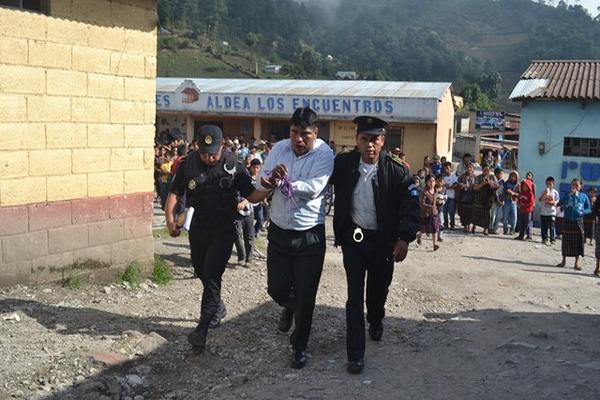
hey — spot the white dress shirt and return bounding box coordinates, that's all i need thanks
[350,160,378,230]
[259,138,334,231]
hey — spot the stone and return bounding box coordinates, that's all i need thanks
[78,380,106,393]
[577,361,600,371]
[3,313,21,322]
[125,375,143,387]
[134,332,168,355]
[103,286,112,295]
[91,352,127,367]
[530,331,549,339]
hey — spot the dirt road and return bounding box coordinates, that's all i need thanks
[1,220,600,400]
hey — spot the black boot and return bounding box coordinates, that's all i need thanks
[187,325,208,353]
[291,349,307,369]
[347,359,364,374]
[278,308,293,333]
[369,321,383,341]
[209,300,227,329]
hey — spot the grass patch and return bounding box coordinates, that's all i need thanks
[152,255,173,286]
[153,227,188,239]
[119,262,142,289]
[62,273,83,289]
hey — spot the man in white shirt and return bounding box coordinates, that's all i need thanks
[443,162,458,229]
[258,107,335,369]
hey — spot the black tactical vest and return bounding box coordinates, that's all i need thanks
[183,152,239,224]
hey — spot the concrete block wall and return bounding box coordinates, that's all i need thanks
[0,0,157,286]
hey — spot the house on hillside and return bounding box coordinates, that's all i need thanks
[510,60,600,198]
[263,65,282,74]
[0,1,158,286]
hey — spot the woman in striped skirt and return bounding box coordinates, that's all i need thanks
[557,178,591,270]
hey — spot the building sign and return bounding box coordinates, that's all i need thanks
[155,82,439,122]
[559,160,600,194]
[476,110,505,131]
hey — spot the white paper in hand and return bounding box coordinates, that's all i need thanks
[182,207,194,231]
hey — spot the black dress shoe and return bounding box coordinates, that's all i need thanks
[209,301,227,329]
[278,308,294,333]
[187,326,207,353]
[347,359,364,374]
[291,349,307,369]
[369,321,383,341]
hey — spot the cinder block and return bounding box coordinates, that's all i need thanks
[88,219,124,247]
[87,171,123,197]
[71,196,110,224]
[88,124,124,147]
[88,74,124,99]
[111,236,154,265]
[0,151,29,179]
[72,148,110,174]
[31,252,74,282]
[72,98,110,123]
[110,100,144,124]
[123,169,153,193]
[0,177,46,206]
[47,174,88,202]
[0,123,45,150]
[29,201,72,231]
[27,96,71,122]
[109,193,144,219]
[0,95,27,122]
[143,148,155,169]
[29,149,72,177]
[72,46,111,74]
[144,101,156,124]
[145,56,157,79]
[46,123,87,149]
[0,260,33,288]
[124,77,155,101]
[88,25,126,51]
[48,224,89,254]
[73,244,112,265]
[0,205,28,236]
[0,36,28,65]
[125,30,157,57]
[110,52,145,77]
[0,64,45,94]
[2,230,48,264]
[28,41,71,69]
[47,70,87,97]
[123,213,152,239]
[110,147,144,171]
[0,7,46,40]
[46,17,89,46]
[124,125,154,147]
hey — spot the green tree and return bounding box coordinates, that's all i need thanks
[460,84,494,111]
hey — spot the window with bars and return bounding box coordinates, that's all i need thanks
[0,0,49,13]
[563,137,600,158]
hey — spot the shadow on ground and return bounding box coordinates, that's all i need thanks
[1,298,600,400]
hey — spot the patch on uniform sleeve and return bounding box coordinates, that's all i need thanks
[391,154,403,165]
[408,183,419,197]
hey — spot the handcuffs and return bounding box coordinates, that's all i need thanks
[353,227,364,243]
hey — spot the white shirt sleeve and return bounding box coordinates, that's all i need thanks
[290,147,334,200]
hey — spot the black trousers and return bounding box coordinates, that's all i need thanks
[342,230,394,361]
[188,218,235,331]
[233,214,255,262]
[267,223,326,351]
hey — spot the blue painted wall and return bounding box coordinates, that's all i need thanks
[518,101,600,216]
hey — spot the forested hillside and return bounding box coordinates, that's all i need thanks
[157,0,600,109]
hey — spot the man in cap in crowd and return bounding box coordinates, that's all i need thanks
[258,107,335,369]
[330,116,420,373]
[166,125,267,353]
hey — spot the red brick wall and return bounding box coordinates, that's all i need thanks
[0,192,154,286]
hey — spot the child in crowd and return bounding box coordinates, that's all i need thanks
[584,187,597,245]
[503,172,519,235]
[442,162,458,230]
[525,171,536,240]
[491,168,504,234]
[539,176,560,245]
[431,156,443,176]
[417,175,440,251]
[516,179,535,241]
[413,175,423,194]
[557,178,591,270]
[435,175,447,242]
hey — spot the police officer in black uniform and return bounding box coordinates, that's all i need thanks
[166,125,266,353]
[330,116,420,374]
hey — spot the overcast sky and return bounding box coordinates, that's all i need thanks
[569,0,599,15]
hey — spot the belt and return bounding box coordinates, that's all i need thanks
[348,223,377,244]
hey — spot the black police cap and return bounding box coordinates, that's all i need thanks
[291,107,318,128]
[353,116,389,136]
[197,125,223,154]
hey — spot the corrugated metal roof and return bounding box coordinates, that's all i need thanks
[510,60,600,101]
[157,78,451,100]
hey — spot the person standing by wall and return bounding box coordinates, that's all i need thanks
[539,177,559,245]
[557,178,591,270]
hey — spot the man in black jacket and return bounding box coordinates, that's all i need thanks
[330,116,420,374]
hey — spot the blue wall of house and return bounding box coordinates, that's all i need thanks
[518,101,600,215]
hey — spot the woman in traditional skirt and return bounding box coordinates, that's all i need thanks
[472,164,499,235]
[417,175,440,251]
[457,163,476,233]
[557,178,591,270]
